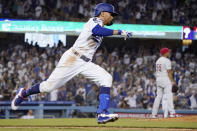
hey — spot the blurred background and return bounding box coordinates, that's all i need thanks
[0,0,197,119]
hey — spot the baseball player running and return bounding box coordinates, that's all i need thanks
[11,3,131,124]
[152,48,177,118]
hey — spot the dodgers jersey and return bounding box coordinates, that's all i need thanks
[73,17,103,60]
[156,56,171,78]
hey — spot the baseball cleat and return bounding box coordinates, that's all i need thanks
[97,113,119,124]
[169,113,182,118]
[151,115,158,119]
[98,116,113,124]
[164,115,168,118]
[107,113,119,122]
[11,88,27,110]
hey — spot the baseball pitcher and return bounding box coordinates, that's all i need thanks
[11,3,132,124]
[152,48,177,118]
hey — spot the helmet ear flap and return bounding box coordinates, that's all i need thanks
[94,9,99,17]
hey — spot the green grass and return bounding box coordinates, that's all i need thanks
[0,128,175,131]
[0,118,197,131]
[0,128,172,131]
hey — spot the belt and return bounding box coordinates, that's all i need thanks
[72,49,91,62]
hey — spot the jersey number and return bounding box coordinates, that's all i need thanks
[156,64,162,72]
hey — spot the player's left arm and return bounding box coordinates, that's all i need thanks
[168,69,179,93]
[166,60,176,85]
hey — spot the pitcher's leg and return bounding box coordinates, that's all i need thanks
[162,94,168,118]
[152,86,163,116]
[164,84,176,115]
[168,92,176,114]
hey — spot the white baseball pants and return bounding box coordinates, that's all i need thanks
[39,48,112,93]
[152,78,175,116]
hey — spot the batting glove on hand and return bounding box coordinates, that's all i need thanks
[118,30,132,40]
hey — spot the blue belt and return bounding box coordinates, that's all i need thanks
[80,55,91,62]
[72,49,91,62]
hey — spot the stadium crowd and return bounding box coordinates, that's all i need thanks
[0,41,197,110]
[0,0,196,26]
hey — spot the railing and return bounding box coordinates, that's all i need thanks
[1,101,197,119]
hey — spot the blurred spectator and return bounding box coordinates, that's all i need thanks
[0,0,196,26]
[20,110,35,119]
[0,89,3,100]
[76,84,86,100]
[57,87,67,101]
[125,91,137,108]
[118,96,129,109]
[86,85,97,106]
[75,91,85,106]
[190,90,197,110]
[140,93,150,109]
[2,89,11,101]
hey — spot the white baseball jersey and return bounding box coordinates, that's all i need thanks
[73,17,103,60]
[156,56,171,79]
[39,17,112,93]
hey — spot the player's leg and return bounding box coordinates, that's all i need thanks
[152,86,163,117]
[80,62,118,124]
[162,94,168,118]
[11,49,83,110]
[164,84,176,117]
[168,92,176,117]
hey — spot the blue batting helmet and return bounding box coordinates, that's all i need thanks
[94,3,118,17]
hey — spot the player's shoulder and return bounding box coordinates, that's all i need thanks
[161,57,171,64]
[88,17,102,25]
[157,57,170,63]
[164,57,171,62]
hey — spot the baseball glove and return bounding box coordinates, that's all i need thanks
[172,84,178,93]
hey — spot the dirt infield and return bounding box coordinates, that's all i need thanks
[145,115,197,122]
